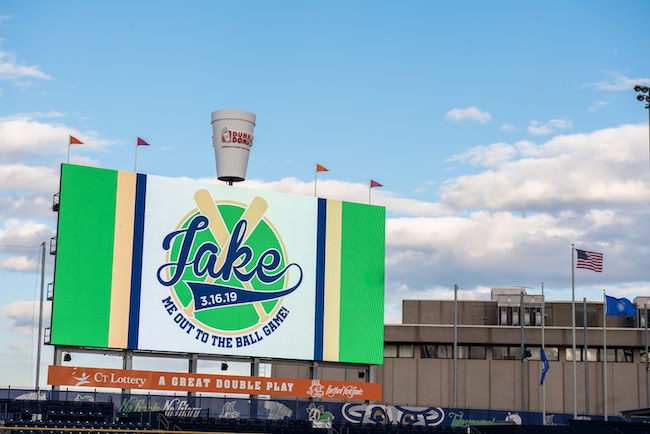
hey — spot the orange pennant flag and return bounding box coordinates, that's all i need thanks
[69,136,83,145]
[316,164,328,172]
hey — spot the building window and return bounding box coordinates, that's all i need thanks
[493,346,559,361]
[585,348,599,362]
[493,346,520,360]
[527,347,559,361]
[421,344,452,359]
[469,346,486,360]
[565,347,633,362]
[598,348,633,363]
[398,344,414,358]
[421,344,485,359]
[384,344,414,358]
[545,347,559,361]
[565,348,582,362]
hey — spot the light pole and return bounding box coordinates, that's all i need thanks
[634,85,650,176]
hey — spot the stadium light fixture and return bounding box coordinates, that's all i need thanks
[634,85,650,177]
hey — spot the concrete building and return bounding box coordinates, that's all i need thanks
[273,288,650,417]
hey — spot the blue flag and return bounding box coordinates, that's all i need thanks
[605,295,637,316]
[540,348,550,385]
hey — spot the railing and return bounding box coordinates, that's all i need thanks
[49,237,56,256]
[46,283,54,301]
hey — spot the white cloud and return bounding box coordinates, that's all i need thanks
[0,219,53,252]
[0,195,54,219]
[0,255,38,272]
[0,111,64,122]
[441,124,649,211]
[588,101,609,112]
[188,176,452,217]
[10,343,28,353]
[0,164,59,192]
[588,72,650,91]
[0,300,50,336]
[0,115,115,158]
[448,142,518,167]
[445,107,492,124]
[0,48,52,82]
[500,123,518,132]
[527,119,572,136]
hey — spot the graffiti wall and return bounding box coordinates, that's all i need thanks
[0,388,633,427]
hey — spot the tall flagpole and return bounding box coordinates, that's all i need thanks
[603,289,608,421]
[520,290,525,412]
[34,242,45,394]
[67,136,71,164]
[571,243,577,418]
[453,284,458,408]
[584,297,589,415]
[134,139,138,173]
[541,282,546,425]
[314,170,317,197]
[643,304,650,407]
[368,183,372,205]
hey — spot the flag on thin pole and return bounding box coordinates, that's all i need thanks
[314,164,328,197]
[540,348,549,385]
[369,179,383,204]
[605,295,637,316]
[570,246,604,418]
[67,135,83,163]
[601,292,635,421]
[576,249,603,272]
[135,137,151,172]
[541,282,547,425]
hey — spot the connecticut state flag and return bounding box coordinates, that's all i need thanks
[540,348,550,385]
[605,295,636,316]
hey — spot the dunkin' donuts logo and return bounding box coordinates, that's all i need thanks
[157,189,302,349]
[221,126,253,146]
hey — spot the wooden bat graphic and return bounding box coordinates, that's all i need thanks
[186,189,270,322]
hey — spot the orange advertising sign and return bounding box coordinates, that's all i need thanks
[47,365,381,401]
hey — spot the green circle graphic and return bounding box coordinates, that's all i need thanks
[166,203,287,333]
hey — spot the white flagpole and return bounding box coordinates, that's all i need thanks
[314,170,317,197]
[453,283,458,408]
[584,297,589,415]
[134,140,138,173]
[67,136,71,164]
[542,282,546,425]
[571,243,577,418]
[369,183,372,205]
[603,290,608,421]
[643,304,650,407]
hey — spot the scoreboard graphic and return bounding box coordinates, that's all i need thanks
[51,164,385,364]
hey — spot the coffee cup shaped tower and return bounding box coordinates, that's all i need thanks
[211,109,256,183]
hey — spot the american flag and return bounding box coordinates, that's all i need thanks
[576,249,603,272]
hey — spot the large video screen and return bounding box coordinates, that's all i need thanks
[51,164,385,364]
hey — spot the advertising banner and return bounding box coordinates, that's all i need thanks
[50,164,385,364]
[47,366,382,401]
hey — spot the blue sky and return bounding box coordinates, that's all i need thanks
[0,1,649,388]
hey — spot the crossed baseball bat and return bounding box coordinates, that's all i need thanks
[182,189,270,323]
